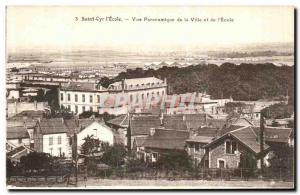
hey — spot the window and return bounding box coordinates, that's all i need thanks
[82,94,85,102]
[218,160,225,168]
[162,91,165,95]
[195,143,200,152]
[50,148,53,155]
[49,136,53,146]
[152,152,158,162]
[75,94,78,102]
[225,141,231,154]
[58,136,62,144]
[157,91,160,96]
[90,95,93,103]
[130,95,133,102]
[142,94,144,100]
[18,138,22,144]
[225,140,237,154]
[60,93,64,101]
[90,106,93,112]
[67,94,71,101]
[232,142,237,153]
[97,95,100,103]
[75,105,78,113]
[82,106,85,112]
[67,105,71,111]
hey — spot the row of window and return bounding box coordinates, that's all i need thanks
[63,105,94,113]
[129,90,165,103]
[49,136,62,146]
[61,93,100,103]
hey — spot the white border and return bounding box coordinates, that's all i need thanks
[0,0,299,194]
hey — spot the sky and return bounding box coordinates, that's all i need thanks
[6,6,294,53]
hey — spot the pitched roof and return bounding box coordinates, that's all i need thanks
[230,126,269,154]
[7,145,33,158]
[197,127,219,137]
[205,126,270,155]
[220,125,245,135]
[253,126,293,143]
[130,115,161,135]
[186,136,214,143]
[38,118,69,134]
[163,115,187,130]
[142,129,189,150]
[106,114,129,127]
[207,118,227,129]
[61,82,100,92]
[7,126,29,139]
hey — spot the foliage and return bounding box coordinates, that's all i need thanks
[101,144,127,167]
[156,150,193,171]
[225,102,247,115]
[19,152,53,172]
[261,103,294,119]
[81,135,106,155]
[7,158,17,177]
[79,111,115,122]
[103,63,294,103]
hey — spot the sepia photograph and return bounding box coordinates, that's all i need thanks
[5,6,295,190]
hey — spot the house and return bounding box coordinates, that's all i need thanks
[7,145,33,162]
[107,114,162,148]
[204,126,270,169]
[186,135,214,167]
[34,118,117,158]
[7,126,32,149]
[142,128,189,162]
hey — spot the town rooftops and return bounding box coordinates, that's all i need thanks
[106,114,129,127]
[7,126,29,139]
[142,129,189,150]
[186,136,214,143]
[196,127,219,137]
[131,115,162,136]
[60,82,107,92]
[38,118,105,135]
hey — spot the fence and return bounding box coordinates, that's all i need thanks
[89,167,294,181]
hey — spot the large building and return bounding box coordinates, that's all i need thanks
[58,77,168,115]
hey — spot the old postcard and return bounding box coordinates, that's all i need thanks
[6,6,295,189]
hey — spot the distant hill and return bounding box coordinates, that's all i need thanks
[105,62,294,104]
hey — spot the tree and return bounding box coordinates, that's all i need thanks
[101,144,127,167]
[19,152,52,173]
[156,150,193,171]
[80,135,107,156]
[98,77,112,88]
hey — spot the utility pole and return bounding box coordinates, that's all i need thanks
[260,113,265,177]
[127,112,132,153]
[72,133,78,186]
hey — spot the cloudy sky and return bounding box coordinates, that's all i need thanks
[6,6,294,53]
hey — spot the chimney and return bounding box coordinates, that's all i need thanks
[149,128,155,136]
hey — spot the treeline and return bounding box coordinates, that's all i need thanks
[99,63,294,103]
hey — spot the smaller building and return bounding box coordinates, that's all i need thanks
[204,126,270,169]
